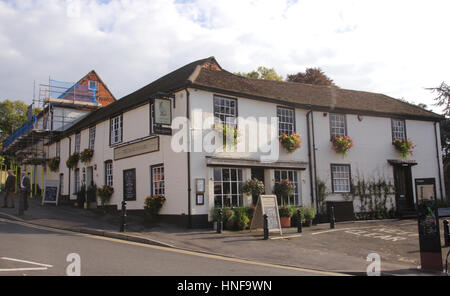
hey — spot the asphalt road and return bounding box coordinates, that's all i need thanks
[0,218,340,276]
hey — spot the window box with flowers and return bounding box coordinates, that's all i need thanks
[214,124,239,148]
[66,152,80,169]
[393,138,415,159]
[49,157,60,172]
[80,148,94,164]
[144,195,166,222]
[331,136,354,155]
[279,133,302,153]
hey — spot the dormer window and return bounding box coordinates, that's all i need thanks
[88,80,98,91]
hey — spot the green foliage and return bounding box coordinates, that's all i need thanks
[303,206,316,221]
[279,133,302,153]
[235,66,283,81]
[242,178,265,197]
[144,195,166,219]
[0,100,41,138]
[316,179,329,214]
[212,207,252,230]
[48,157,60,172]
[97,185,114,207]
[80,149,94,164]
[279,206,292,217]
[66,152,80,169]
[393,139,415,159]
[273,179,294,206]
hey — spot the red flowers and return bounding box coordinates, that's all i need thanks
[279,133,302,153]
[331,136,354,155]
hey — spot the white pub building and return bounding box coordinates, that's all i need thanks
[3,57,445,227]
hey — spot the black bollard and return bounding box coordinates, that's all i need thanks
[263,214,269,240]
[217,208,223,234]
[120,200,127,232]
[444,220,450,247]
[330,206,336,229]
[297,209,302,233]
[18,192,24,216]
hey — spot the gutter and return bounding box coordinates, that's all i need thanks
[185,88,192,228]
[434,121,445,200]
[311,111,320,214]
[306,110,315,206]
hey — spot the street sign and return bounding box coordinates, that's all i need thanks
[250,195,282,235]
[417,200,443,271]
[42,180,59,206]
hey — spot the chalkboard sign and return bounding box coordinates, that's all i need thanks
[123,169,136,201]
[417,200,443,271]
[42,180,59,206]
[250,195,282,235]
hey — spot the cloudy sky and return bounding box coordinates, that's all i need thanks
[0,0,449,113]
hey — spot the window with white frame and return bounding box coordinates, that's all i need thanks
[89,126,96,150]
[330,113,347,138]
[331,164,351,193]
[214,168,243,207]
[74,168,80,194]
[392,119,406,141]
[214,96,237,127]
[105,161,113,187]
[277,107,295,136]
[88,80,98,91]
[75,133,81,153]
[151,165,165,196]
[274,170,300,206]
[110,115,123,145]
[56,141,60,158]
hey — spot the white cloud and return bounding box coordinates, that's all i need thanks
[0,0,449,114]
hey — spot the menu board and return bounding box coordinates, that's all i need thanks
[123,169,136,201]
[42,180,59,206]
[417,200,443,271]
[250,195,282,235]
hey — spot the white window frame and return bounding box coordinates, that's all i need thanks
[213,168,243,208]
[74,168,80,194]
[330,113,347,138]
[214,96,237,127]
[331,164,351,193]
[274,170,301,206]
[89,126,96,150]
[75,133,81,153]
[277,106,295,136]
[110,115,123,145]
[105,161,113,187]
[151,165,165,197]
[392,119,406,141]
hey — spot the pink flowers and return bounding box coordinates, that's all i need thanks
[279,133,302,153]
[331,136,354,155]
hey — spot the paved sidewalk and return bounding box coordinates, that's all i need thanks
[0,192,448,276]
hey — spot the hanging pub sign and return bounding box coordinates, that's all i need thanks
[417,200,443,271]
[154,98,172,125]
[123,169,136,201]
[250,195,282,235]
[42,180,59,206]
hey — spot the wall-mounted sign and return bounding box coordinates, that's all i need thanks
[196,179,205,194]
[114,137,159,161]
[153,125,172,136]
[250,195,282,235]
[154,98,172,125]
[123,169,136,201]
[42,180,59,206]
[196,194,204,205]
[415,178,436,203]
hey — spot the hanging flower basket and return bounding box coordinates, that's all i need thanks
[48,157,60,172]
[66,152,80,169]
[144,195,166,220]
[393,139,415,159]
[215,124,239,147]
[80,148,94,164]
[279,133,302,153]
[331,136,354,155]
[273,179,295,206]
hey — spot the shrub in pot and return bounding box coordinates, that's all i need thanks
[97,185,114,209]
[279,206,292,228]
[303,206,316,226]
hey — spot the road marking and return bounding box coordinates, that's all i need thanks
[0,218,347,276]
[0,267,48,272]
[1,257,53,268]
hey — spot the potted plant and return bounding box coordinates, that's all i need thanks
[66,152,80,169]
[144,195,166,222]
[279,206,292,228]
[86,185,97,209]
[279,133,302,153]
[232,207,250,230]
[97,185,114,209]
[273,179,295,206]
[331,136,354,155]
[215,124,239,148]
[393,138,415,159]
[245,206,255,228]
[80,148,94,164]
[303,206,316,227]
[48,157,60,172]
[242,178,265,205]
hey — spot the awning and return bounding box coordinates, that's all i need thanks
[387,159,418,166]
[206,156,308,170]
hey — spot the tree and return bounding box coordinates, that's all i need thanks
[287,67,335,86]
[0,100,41,138]
[235,66,283,81]
[428,82,450,117]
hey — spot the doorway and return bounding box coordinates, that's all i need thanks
[393,165,415,214]
[86,167,94,188]
[251,168,265,205]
